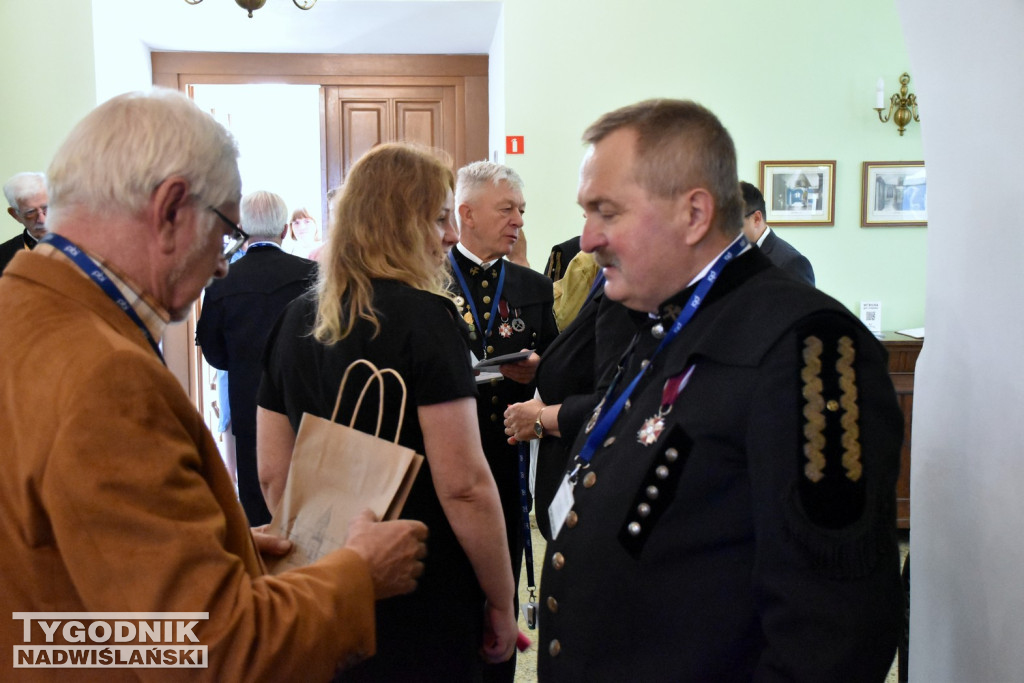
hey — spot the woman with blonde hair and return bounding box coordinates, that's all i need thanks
[257,143,517,681]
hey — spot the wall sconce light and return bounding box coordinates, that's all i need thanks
[184,0,316,19]
[874,73,920,137]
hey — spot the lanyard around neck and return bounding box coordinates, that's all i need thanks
[448,250,506,358]
[41,233,165,364]
[571,235,748,474]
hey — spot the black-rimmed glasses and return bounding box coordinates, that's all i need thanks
[208,206,249,258]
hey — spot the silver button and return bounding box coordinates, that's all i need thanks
[549,639,561,657]
[637,502,651,518]
[665,448,678,462]
[651,323,665,339]
[628,521,641,536]
[655,465,669,480]
[582,471,597,488]
[603,436,616,447]
[646,485,659,500]
[546,596,558,613]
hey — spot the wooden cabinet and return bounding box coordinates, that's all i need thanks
[880,332,923,529]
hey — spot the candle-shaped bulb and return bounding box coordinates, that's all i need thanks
[875,78,885,109]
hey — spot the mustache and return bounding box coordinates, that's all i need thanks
[592,250,618,270]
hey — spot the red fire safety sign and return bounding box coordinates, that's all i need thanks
[506,136,525,154]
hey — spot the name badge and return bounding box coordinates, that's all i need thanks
[548,474,575,540]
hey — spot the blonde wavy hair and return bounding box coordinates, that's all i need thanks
[314,143,454,344]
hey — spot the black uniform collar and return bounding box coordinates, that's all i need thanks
[622,248,773,337]
[452,244,504,279]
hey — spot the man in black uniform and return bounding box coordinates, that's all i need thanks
[1,172,48,274]
[538,100,904,681]
[450,161,558,682]
[195,190,316,526]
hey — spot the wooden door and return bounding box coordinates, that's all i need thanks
[324,85,458,192]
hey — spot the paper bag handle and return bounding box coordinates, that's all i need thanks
[331,359,408,444]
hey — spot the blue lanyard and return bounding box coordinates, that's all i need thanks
[585,270,606,301]
[518,442,536,607]
[41,233,165,364]
[448,251,507,358]
[571,236,748,474]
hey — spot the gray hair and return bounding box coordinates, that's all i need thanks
[3,172,47,210]
[46,89,240,228]
[240,190,288,238]
[454,161,524,210]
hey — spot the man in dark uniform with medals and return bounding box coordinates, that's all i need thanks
[1,172,49,275]
[450,160,558,682]
[538,100,904,681]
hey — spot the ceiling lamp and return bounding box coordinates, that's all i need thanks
[184,0,317,19]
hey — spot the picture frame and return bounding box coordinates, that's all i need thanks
[758,160,836,226]
[861,161,927,227]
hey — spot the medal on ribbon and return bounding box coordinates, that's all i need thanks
[635,366,696,446]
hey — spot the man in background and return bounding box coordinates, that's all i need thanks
[740,180,815,285]
[196,189,317,526]
[0,89,426,680]
[0,172,48,274]
[450,160,558,682]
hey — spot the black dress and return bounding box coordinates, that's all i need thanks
[531,289,635,540]
[259,279,486,682]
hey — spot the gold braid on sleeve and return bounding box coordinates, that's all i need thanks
[801,336,826,483]
[836,336,862,482]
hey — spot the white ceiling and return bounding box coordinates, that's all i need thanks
[129,0,501,55]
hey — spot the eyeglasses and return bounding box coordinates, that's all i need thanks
[744,209,759,218]
[208,206,249,258]
[20,206,47,222]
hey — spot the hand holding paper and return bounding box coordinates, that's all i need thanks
[345,509,428,600]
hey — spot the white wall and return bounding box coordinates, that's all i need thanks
[898,1,1024,680]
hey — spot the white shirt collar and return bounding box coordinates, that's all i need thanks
[456,242,502,269]
[755,225,772,248]
[684,234,752,288]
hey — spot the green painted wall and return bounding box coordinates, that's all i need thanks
[0,0,925,329]
[501,0,925,330]
[0,0,96,237]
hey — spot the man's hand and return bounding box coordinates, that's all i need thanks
[251,524,293,557]
[499,351,540,384]
[344,509,428,600]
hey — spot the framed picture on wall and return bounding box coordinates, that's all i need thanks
[758,160,836,226]
[861,161,927,227]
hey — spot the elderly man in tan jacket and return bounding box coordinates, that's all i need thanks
[0,89,427,682]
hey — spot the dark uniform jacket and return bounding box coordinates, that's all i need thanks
[544,235,582,282]
[449,247,558,572]
[0,229,37,275]
[539,248,904,682]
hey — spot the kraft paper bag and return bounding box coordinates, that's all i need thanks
[266,360,423,574]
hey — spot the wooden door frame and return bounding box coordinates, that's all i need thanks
[151,51,488,403]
